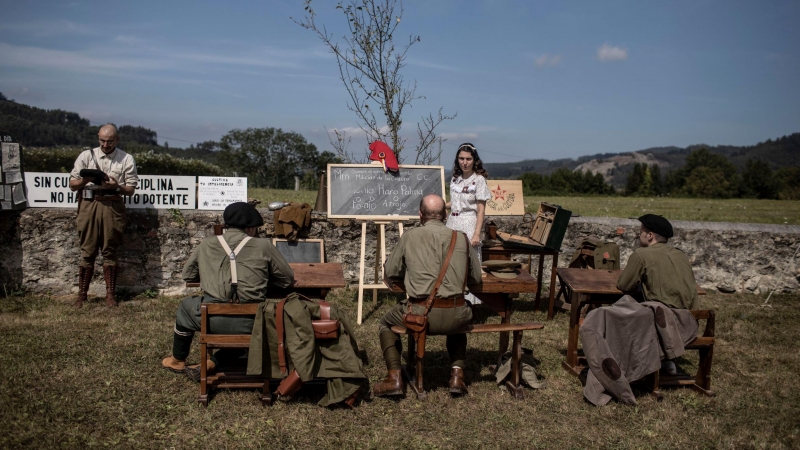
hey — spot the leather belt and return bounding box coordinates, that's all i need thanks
[409,296,465,308]
[86,195,123,202]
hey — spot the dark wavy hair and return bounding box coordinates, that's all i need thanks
[451,143,488,180]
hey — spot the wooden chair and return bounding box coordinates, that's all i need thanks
[391,321,544,399]
[650,309,716,397]
[197,303,273,407]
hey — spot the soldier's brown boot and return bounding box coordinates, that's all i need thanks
[448,367,468,396]
[103,265,118,307]
[162,355,187,374]
[73,266,93,308]
[373,369,404,397]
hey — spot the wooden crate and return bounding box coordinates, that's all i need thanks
[498,202,572,250]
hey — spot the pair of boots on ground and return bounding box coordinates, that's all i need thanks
[74,265,119,307]
[373,329,468,397]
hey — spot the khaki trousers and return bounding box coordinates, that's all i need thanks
[77,199,126,267]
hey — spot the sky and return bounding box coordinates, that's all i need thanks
[1,0,799,164]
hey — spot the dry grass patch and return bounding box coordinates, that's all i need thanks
[1,291,798,449]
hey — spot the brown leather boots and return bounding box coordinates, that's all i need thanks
[74,265,119,307]
[373,369,404,397]
[103,265,118,306]
[448,367,468,396]
[73,266,94,308]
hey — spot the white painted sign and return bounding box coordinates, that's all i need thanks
[124,175,196,209]
[197,176,247,210]
[26,172,79,208]
[24,173,197,209]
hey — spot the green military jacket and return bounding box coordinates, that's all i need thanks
[616,243,699,310]
[247,294,366,406]
[385,219,483,298]
[182,228,294,302]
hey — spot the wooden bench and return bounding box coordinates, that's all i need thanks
[390,321,544,400]
[197,303,272,407]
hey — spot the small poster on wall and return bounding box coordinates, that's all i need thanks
[0,134,27,212]
[197,176,248,210]
[484,179,525,216]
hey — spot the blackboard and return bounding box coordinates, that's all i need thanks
[326,163,445,219]
[272,239,325,263]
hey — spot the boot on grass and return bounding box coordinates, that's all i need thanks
[73,266,94,308]
[103,265,118,307]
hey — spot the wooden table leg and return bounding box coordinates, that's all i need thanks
[533,254,544,311]
[562,290,583,375]
[547,253,559,320]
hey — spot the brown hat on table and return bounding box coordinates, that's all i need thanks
[482,260,521,279]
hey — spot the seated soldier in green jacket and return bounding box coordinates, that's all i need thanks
[161,202,295,380]
[617,214,699,374]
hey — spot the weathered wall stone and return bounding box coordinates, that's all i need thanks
[1,209,798,297]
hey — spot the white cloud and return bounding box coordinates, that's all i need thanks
[597,43,628,62]
[439,132,479,141]
[407,58,460,71]
[0,20,94,37]
[534,54,562,67]
[114,35,145,45]
[0,43,165,74]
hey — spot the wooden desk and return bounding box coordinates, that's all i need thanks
[387,270,538,354]
[482,245,561,320]
[186,262,346,300]
[557,268,706,376]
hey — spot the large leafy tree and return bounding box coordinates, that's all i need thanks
[217,127,320,189]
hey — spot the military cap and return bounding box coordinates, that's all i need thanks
[482,260,521,279]
[223,202,264,228]
[638,214,673,238]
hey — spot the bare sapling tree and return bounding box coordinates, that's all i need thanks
[295,0,455,165]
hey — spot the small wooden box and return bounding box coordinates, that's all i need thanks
[498,202,572,250]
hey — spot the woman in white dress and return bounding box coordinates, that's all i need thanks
[446,143,491,304]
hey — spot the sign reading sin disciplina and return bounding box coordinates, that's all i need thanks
[326,164,445,220]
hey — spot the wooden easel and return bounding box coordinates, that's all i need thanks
[357,220,404,324]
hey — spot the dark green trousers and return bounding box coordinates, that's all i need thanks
[379,301,472,369]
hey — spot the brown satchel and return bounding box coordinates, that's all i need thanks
[401,230,469,334]
[275,294,340,376]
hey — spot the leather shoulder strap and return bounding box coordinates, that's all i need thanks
[276,298,288,376]
[420,230,459,316]
[319,301,331,320]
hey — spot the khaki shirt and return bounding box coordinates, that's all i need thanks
[70,147,139,189]
[182,228,294,302]
[385,220,482,298]
[616,243,699,310]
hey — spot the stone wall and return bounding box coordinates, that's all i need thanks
[1,208,798,297]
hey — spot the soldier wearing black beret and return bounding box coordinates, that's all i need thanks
[162,202,295,379]
[617,214,698,310]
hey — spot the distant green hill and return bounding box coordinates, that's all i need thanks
[3,91,797,187]
[0,92,220,165]
[482,134,800,188]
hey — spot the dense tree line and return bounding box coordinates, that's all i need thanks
[625,147,800,199]
[520,168,615,196]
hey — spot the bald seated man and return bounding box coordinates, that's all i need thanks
[377,194,483,397]
[69,124,139,307]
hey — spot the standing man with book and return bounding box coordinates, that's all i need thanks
[69,124,138,307]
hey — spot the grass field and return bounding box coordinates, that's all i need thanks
[249,188,800,225]
[1,291,798,449]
